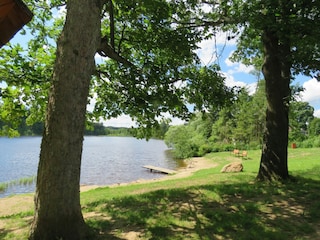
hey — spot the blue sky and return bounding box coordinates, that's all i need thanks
[6,28,320,127]
[103,34,320,127]
[197,35,320,113]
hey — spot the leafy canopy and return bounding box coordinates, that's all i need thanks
[0,0,235,136]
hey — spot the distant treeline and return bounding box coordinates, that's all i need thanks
[0,118,169,139]
[0,118,133,137]
[85,122,133,136]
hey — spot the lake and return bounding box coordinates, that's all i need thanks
[0,136,183,198]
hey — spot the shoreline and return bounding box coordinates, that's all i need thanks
[80,157,217,191]
[0,157,217,217]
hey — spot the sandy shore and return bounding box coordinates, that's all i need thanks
[112,157,216,185]
[0,157,216,217]
[80,157,217,191]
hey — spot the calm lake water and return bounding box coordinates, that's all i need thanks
[0,136,182,198]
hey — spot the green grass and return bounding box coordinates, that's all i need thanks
[1,148,320,239]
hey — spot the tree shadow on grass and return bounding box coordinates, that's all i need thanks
[0,228,11,239]
[0,213,32,240]
[85,176,320,240]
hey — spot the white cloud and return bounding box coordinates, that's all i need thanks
[53,5,66,18]
[170,117,185,125]
[300,78,320,117]
[200,3,212,13]
[196,39,218,65]
[160,112,186,126]
[196,31,237,65]
[247,82,258,95]
[101,115,185,128]
[214,31,237,46]
[301,78,320,103]
[225,51,255,75]
[223,72,257,95]
[224,73,246,88]
[314,109,320,118]
[95,53,109,64]
[102,115,136,128]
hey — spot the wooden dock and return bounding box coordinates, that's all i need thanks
[143,165,177,175]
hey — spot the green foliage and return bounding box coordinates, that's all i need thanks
[130,119,171,139]
[225,0,320,79]
[150,120,171,139]
[0,115,43,137]
[183,65,235,111]
[89,1,235,135]
[197,0,320,181]
[166,79,319,156]
[289,101,314,142]
[164,113,214,158]
[210,108,235,144]
[84,123,136,136]
[210,83,266,149]
[298,136,320,148]
[308,118,320,137]
[0,0,57,125]
[85,122,107,136]
[104,127,133,137]
[92,0,201,127]
[0,0,235,139]
[165,125,197,158]
[0,22,54,133]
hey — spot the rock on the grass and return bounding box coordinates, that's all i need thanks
[221,162,243,173]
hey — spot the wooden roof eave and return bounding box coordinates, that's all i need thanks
[0,0,33,47]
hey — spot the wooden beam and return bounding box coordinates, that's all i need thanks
[143,165,177,175]
[0,0,33,47]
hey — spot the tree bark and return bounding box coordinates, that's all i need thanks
[29,1,101,239]
[257,29,291,181]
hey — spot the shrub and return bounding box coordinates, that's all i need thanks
[299,136,320,148]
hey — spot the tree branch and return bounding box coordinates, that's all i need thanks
[108,0,115,49]
[97,36,134,67]
[172,17,232,29]
[117,24,126,54]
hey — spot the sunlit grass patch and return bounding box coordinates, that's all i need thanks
[0,211,33,240]
[1,147,320,239]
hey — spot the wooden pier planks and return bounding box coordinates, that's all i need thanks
[143,165,177,175]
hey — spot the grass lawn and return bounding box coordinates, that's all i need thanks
[1,148,320,239]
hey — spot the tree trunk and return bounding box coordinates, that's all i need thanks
[29,1,101,239]
[257,30,291,181]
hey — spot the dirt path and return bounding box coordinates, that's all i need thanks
[0,195,34,217]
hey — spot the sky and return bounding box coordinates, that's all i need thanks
[6,22,320,128]
[102,32,320,127]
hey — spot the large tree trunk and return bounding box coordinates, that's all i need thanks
[257,30,291,181]
[29,1,101,239]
